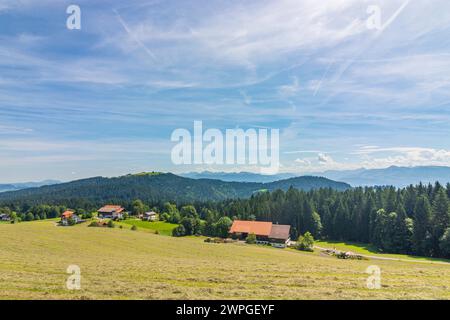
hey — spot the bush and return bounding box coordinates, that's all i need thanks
[82,212,93,219]
[296,232,315,252]
[107,220,115,228]
[246,233,257,244]
[131,225,137,231]
[172,224,186,237]
[160,212,170,221]
[88,221,100,227]
[154,230,159,235]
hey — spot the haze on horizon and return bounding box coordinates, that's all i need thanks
[1,0,450,183]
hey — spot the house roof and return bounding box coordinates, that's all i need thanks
[269,224,291,240]
[229,220,273,237]
[61,210,74,218]
[144,211,157,216]
[98,205,124,213]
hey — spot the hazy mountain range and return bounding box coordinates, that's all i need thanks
[183,166,450,187]
[0,180,60,193]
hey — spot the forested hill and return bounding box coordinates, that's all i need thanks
[0,172,350,207]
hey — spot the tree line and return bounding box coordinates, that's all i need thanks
[201,183,450,258]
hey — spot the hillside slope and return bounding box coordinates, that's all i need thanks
[0,220,448,299]
[0,173,350,206]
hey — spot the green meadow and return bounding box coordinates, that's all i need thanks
[0,220,449,300]
[118,219,178,236]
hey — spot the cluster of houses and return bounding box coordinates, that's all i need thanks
[229,220,291,248]
[58,205,291,249]
[60,204,159,225]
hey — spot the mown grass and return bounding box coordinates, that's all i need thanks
[0,220,449,300]
[118,219,177,236]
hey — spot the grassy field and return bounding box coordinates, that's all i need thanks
[118,219,178,236]
[0,220,449,300]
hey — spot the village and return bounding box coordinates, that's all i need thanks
[56,204,293,248]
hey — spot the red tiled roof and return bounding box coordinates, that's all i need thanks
[229,220,273,237]
[98,205,124,213]
[61,210,74,218]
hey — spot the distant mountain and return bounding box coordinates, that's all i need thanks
[315,166,450,187]
[0,173,350,206]
[181,171,297,183]
[181,166,450,188]
[0,180,60,193]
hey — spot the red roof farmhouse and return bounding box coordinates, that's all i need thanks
[97,205,125,220]
[60,210,80,226]
[229,220,291,248]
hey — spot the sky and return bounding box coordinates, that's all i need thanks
[1,0,450,182]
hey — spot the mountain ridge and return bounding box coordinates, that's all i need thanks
[0,173,350,206]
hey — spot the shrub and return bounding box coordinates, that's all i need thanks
[172,224,186,237]
[82,212,93,219]
[131,225,137,231]
[160,212,170,221]
[88,221,100,227]
[296,232,315,252]
[107,220,115,228]
[246,233,257,244]
[154,230,159,235]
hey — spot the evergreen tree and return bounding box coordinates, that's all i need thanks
[412,196,432,256]
[430,189,450,256]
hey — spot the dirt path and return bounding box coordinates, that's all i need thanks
[313,245,450,265]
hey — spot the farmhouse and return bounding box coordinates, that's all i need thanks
[229,220,291,247]
[142,211,158,221]
[97,205,125,220]
[60,210,80,226]
[268,224,291,248]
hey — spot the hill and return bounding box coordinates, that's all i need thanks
[0,220,448,299]
[0,173,350,206]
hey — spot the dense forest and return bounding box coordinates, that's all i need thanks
[0,173,349,206]
[202,182,450,258]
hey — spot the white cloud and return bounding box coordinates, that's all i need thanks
[318,153,334,164]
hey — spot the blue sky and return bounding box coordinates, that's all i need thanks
[1,0,450,182]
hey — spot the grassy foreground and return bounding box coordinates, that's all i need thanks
[0,220,449,300]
